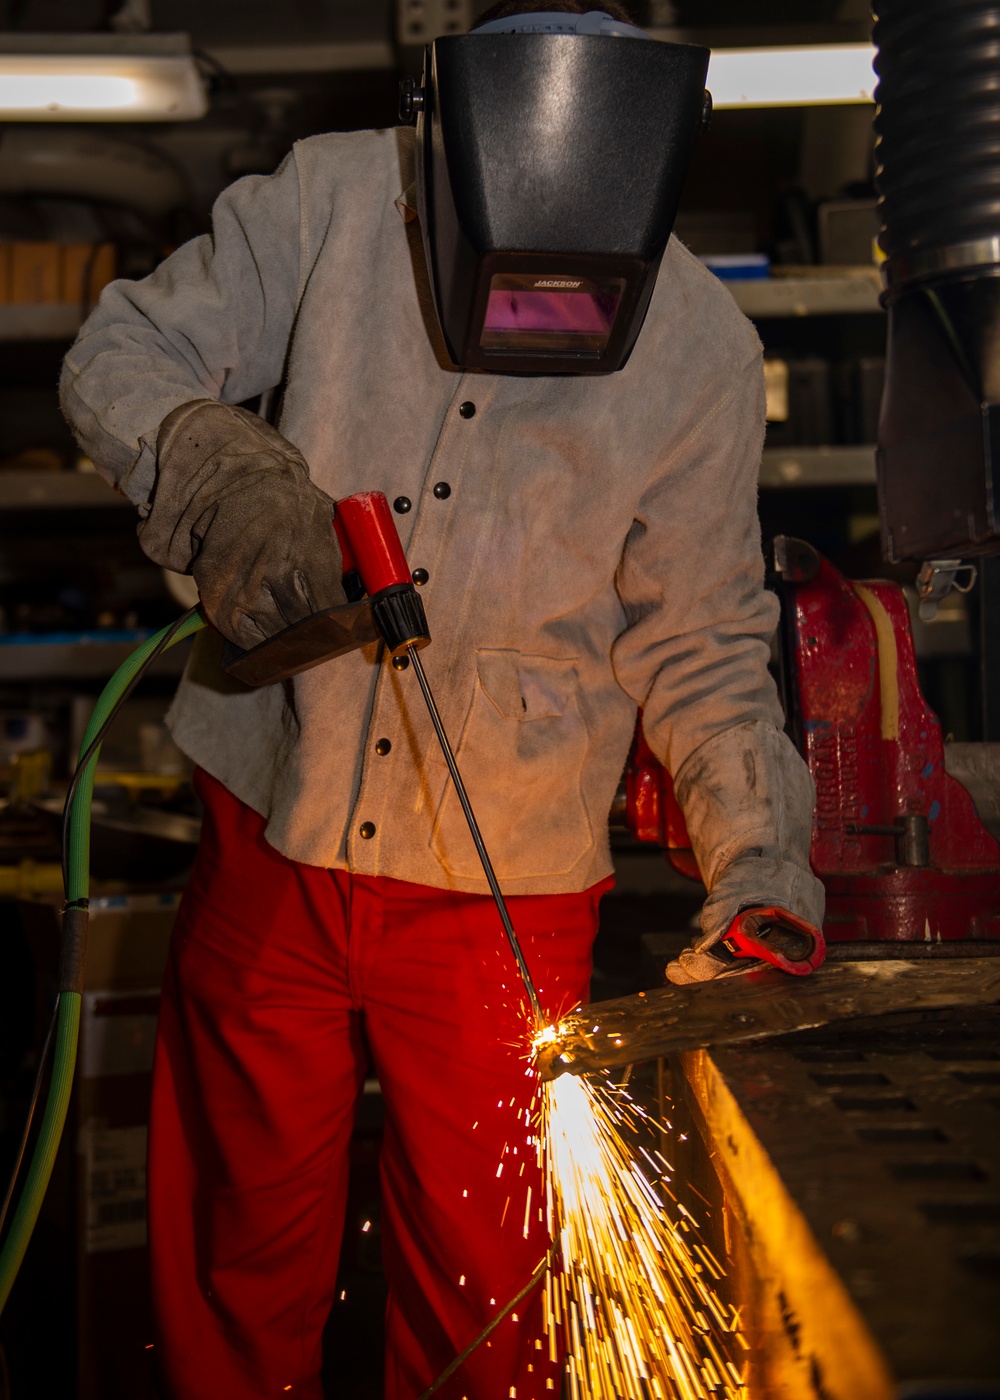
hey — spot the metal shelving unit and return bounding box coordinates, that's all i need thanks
[723,273,885,488]
[726,272,883,318]
[0,305,83,342]
[0,476,183,682]
[0,636,189,681]
[760,445,877,488]
[0,471,124,509]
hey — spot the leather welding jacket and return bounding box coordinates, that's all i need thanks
[60,127,825,939]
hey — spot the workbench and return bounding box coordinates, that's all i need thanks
[666,1005,1000,1398]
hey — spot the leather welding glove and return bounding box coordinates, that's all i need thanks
[664,719,826,985]
[138,399,346,650]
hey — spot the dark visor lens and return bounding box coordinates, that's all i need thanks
[480,274,625,356]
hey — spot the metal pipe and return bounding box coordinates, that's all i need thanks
[534,959,1000,1081]
[407,645,546,1030]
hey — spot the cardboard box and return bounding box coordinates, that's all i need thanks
[764,355,834,447]
[9,242,60,304]
[15,894,179,1400]
[61,243,117,308]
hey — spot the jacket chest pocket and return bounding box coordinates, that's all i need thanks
[430,649,594,880]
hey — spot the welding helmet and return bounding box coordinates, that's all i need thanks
[399,10,710,375]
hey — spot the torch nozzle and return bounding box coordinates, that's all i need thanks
[532,1021,574,1081]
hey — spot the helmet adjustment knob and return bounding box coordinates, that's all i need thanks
[398,75,425,125]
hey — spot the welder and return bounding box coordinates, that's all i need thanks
[59,3,825,1396]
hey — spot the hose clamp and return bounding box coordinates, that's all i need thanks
[883,234,1000,291]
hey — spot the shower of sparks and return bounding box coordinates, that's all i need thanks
[532,1028,746,1400]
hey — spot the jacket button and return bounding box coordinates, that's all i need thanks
[459,401,476,419]
[412,568,429,586]
[433,481,451,499]
[393,496,411,514]
[375,738,392,755]
[359,822,376,839]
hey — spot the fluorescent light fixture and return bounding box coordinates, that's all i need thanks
[0,33,208,121]
[708,44,877,108]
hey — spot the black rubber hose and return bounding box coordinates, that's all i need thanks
[873,1,1000,259]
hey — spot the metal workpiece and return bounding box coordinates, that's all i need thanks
[534,960,1000,1081]
[669,1004,1000,1395]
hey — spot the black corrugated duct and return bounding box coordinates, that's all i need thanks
[874,1,1000,260]
[873,0,1000,560]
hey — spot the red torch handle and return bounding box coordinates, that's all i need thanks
[334,491,411,597]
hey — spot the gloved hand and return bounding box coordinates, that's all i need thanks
[138,399,346,650]
[662,718,827,986]
[666,905,825,984]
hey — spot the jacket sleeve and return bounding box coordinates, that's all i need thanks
[611,351,825,940]
[59,149,304,508]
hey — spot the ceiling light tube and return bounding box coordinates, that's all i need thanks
[708,44,877,108]
[0,34,207,121]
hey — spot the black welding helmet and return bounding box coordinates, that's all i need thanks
[400,10,710,375]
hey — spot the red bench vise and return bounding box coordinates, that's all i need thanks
[620,538,1000,955]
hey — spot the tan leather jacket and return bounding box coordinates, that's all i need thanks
[60,127,824,938]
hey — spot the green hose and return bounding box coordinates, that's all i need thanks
[66,610,206,905]
[0,996,79,1314]
[0,609,206,1314]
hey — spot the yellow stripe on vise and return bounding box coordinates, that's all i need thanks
[852,583,900,742]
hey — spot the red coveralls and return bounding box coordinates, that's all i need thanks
[149,770,609,1399]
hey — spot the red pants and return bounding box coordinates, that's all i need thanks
[149,770,607,1399]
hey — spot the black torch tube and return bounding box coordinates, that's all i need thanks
[407,646,546,1030]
